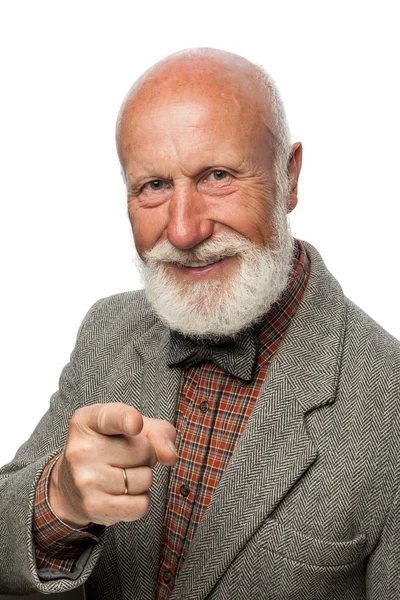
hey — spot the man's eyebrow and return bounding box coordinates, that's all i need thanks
[126,173,160,191]
[126,163,244,191]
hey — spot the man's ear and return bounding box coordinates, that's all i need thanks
[287,142,302,213]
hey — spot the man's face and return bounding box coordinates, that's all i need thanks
[118,84,297,337]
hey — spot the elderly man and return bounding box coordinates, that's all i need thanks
[1,48,400,600]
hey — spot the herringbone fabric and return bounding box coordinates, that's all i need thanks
[1,241,400,599]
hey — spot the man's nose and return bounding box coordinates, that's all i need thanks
[166,185,214,249]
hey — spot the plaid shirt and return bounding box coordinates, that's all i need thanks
[33,240,310,595]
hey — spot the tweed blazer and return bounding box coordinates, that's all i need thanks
[1,242,400,599]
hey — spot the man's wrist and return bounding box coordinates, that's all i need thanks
[48,454,91,529]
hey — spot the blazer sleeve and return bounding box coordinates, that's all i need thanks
[0,300,108,596]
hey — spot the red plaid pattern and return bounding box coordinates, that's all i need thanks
[33,240,310,594]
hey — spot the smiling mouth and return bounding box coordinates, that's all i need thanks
[176,257,224,268]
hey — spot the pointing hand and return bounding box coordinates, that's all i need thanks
[48,403,178,527]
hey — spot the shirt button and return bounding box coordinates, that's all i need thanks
[199,401,209,413]
[163,570,173,584]
[180,483,190,497]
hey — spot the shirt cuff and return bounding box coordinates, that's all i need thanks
[33,453,101,572]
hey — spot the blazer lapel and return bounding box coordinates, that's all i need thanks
[112,324,182,600]
[171,242,347,600]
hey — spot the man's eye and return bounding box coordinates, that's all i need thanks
[207,170,228,181]
[144,180,167,191]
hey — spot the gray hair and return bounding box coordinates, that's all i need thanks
[256,66,292,207]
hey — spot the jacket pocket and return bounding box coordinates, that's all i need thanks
[261,519,366,568]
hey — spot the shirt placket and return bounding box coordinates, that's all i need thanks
[157,365,220,597]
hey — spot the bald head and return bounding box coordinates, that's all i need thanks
[116,48,291,172]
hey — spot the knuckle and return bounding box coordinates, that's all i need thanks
[64,440,92,465]
[95,403,112,432]
[76,470,97,492]
[63,444,81,464]
[69,409,93,438]
[70,406,89,427]
[61,454,99,495]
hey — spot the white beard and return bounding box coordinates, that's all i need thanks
[137,200,295,339]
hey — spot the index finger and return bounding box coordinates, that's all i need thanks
[141,417,178,466]
[77,403,144,436]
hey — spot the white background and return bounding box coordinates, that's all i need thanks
[1,1,399,466]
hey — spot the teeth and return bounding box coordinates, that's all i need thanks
[180,257,223,268]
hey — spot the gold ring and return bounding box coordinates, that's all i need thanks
[122,468,128,495]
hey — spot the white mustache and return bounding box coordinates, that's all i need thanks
[145,234,254,264]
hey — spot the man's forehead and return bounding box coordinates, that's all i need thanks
[122,95,253,139]
[116,50,275,147]
[118,92,276,175]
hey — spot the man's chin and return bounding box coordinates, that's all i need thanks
[146,277,243,338]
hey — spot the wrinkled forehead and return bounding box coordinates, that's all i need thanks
[116,57,276,159]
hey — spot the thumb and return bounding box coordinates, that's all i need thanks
[75,402,143,437]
